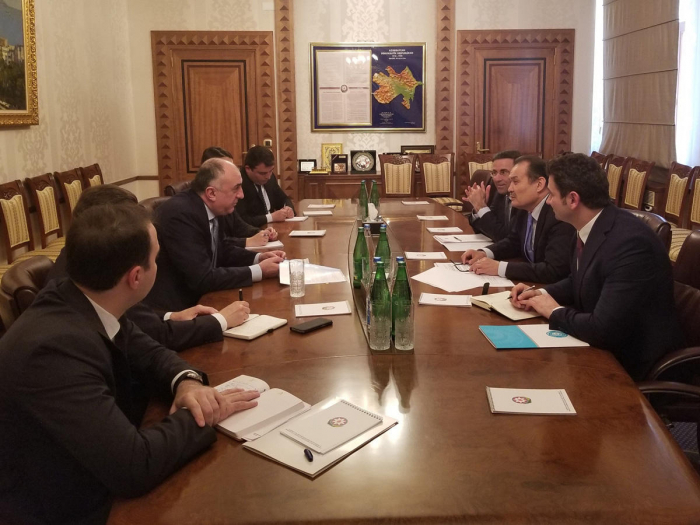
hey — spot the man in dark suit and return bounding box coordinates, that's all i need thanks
[461,156,575,283]
[511,154,684,380]
[236,145,296,227]
[146,158,285,312]
[464,150,523,241]
[0,204,260,524]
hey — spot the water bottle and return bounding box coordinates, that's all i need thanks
[369,259,391,351]
[369,179,380,218]
[375,224,391,275]
[391,257,411,339]
[358,180,369,221]
[352,226,368,288]
[362,224,375,289]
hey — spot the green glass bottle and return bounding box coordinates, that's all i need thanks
[375,224,391,270]
[352,226,368,288]
[358,180,369,221]
[391,256,411,338]
[369,259,391,351]
[369,179,380,218]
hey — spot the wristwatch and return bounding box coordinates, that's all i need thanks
[173,370,204,392]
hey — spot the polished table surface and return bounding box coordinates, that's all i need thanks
[109,199,700,524]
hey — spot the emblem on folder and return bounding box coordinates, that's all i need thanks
[546,330,568,338]
[512,397,532,404]
[322,306,335,310]
[328,417,348,427]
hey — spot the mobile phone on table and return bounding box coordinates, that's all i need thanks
[290,318,333,334]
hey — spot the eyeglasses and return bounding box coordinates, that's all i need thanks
[450,259,471,273]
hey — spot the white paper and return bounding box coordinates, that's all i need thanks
[438,241,492,252]
[285,216,309,222]
[215,374,270,394]
[405,252,448,260]
[419,293,471,307]
[294,301,352,317]
[307,204,336,209]
[246,240,285,252]
[518,325,589,348]
[417,215,449,221]
[411,266,514,293]
[427,227,463,233]
[402,200,430,205]
[289,230,326,237]
[434,234,491,243]
[279,260,346,285]
[304,210,333,216]
[486,387,576,415]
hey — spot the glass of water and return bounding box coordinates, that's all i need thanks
[369,300,391,351]
[289,259,305,297]
[393,300,414,352]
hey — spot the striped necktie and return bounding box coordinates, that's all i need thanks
[210,218,218,267]
[524,213,535,263]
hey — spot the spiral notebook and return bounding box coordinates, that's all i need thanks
[280,399,383,454]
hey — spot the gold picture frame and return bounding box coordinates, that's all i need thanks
[321,143,342,170]
[0,0,38,126]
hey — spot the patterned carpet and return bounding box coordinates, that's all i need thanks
[670,422,700,465]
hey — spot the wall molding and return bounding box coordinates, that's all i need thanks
[113,175,158,186]
[435,0,455,156]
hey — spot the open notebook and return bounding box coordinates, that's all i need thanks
[223,314,288,340]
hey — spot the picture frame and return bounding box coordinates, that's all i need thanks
[330,154,348,174]
[400,145,435,155]
[298,159,317,173]
[350,150,377,174]
[0,0,38,126]
[321,143,343,170]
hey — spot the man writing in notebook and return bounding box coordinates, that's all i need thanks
[463,150,523,241]
[461,156,574,283]
[510,153,683,380]
[0,203,260,524]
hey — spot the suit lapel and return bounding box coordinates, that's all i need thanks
[533,203,550,260]
[573,205,615,299]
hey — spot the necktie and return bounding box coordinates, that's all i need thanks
[524,213,535,263]
[210,218,219,267]
[505,195,512,223]
[256,184,268,213]
[576,234,584,269]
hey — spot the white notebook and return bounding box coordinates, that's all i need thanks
[405,251,447,260]
[307,203,336,209]
[289,230,326,237]
[280,399,383,454]
[245,240,284,251]
[419,293,471,307]
[402,200,430,205]
[304,210,333,216]
[427,227,463,233]
[294,301,352,317]
[471,290,540,321]
[417,215,449,221]
[215,375,310,441]
[434,234,491,244]
[223,314,288,340]
[486,387,576,415]
[285,216,308,222]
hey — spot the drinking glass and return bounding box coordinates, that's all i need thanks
[393,300,414,352]
[289,259,305,297]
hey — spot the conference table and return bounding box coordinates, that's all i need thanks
[109,199,700,524]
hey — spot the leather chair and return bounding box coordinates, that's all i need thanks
[0,255,54,329]
[674,229,700,289]
[139,196,170,212]
[625,209,671,252]
[163,180,192,196]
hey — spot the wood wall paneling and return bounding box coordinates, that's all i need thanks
[435,0,455,156]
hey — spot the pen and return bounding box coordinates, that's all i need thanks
[239,289,243,301]
[453,236,461,242]
[522,285,536,294]
[304,448,314,462]
[481,283,489,295]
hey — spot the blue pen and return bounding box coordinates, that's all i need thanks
[304,448,314,462]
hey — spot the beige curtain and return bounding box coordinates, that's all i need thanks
[600,0,679,167]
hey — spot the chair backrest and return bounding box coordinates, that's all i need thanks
[378,154,416,197]
[79,163,103,188]
[606,155,628,205]
[624,209,671,252]
[662,162,695,226]
[674,229,700,289]
[590,151,611,170]
[0,180,35,264]
[674,280,700,347]
[139,196,170,212]
[466,154,494,181]
[418,153,455,196]
[0,255,53,327]
[53,169,84,221]
[164,180,193,196]
[470,169,492,188]
[685,168,700,230]
[621,158,655,210]
[24,173,63,249]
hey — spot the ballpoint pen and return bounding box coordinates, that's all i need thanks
[239,289,243,301]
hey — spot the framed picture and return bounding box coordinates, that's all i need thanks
[0,0,38,126]
[311,42,426,132]
[330,154,348,174]
[350,150,377,174]
[400,145,435,155]
[298,159,316,173]
[321,143,342,170]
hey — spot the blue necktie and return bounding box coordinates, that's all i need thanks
[524,213,535,263]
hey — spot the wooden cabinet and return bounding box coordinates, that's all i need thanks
[300,173,379,200]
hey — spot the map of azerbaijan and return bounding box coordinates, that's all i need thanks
[372,66,422,110]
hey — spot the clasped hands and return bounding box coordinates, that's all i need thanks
[246,227,278,247]
[462,181,491,212]
[171,380,260,428]
[509,282,561,319]
[271,206,295,222]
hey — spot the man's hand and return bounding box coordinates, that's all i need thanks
[259,250,286,261]
[462,182,490,212]
[218,300,250,328]
[264,227,278,241]
[522,294,561,319]
[270,207,294,222]
[246,230,270,247]
[469,257,499,276]
[170,382,260,427]
[509,283,541,308]
[461,249,487,265]
[169,305,218,321]
[259,256,284,278]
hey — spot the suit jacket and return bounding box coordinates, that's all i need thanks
[0,279,216,524]
[221,209,260,249]
[545,205,684,380]
[47,249,223,352]
[469,185,523,242]
[145,190,257,311]
[236,169,295,227]
[486,201,575,283]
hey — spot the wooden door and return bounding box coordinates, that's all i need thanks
[152,32,278,194]
[457,30,574,193]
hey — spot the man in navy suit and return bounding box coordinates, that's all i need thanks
[236,146,296,227]
[511,153,684,380]
[461,156,575,284]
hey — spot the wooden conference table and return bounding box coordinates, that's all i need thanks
[109,199,700,524]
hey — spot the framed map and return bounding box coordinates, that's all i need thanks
[310,43,425,132]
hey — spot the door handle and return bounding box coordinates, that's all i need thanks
[476,141,490,153]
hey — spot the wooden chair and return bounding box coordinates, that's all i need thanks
[80,163,104,188]
[53,168,84,221]
[606,155,628,205]
[590,151,611,170]
[417,153,462,211]
[0,180,35,264]
[0,255,54,329]
[164,180,193,196]
[620,158,655,211]
[378,154,416,198]
[24,173,64,249]
[669,168,700,263]
[466,154,494,181]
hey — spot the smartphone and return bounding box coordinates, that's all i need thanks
[290,318,333,334]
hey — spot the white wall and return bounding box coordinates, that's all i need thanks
[455,0,596,154]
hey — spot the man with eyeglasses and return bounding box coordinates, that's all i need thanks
[236,145,296,227]
[146,158,286,311]
[463,150,523,241]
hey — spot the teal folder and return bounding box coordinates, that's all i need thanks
[479,325,538,349]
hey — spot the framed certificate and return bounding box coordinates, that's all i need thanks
[298,159,317,173]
